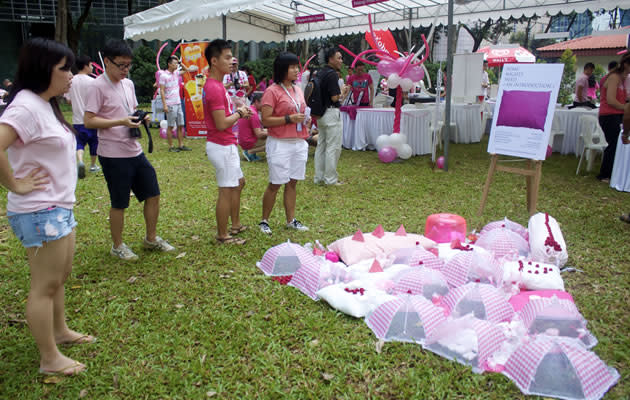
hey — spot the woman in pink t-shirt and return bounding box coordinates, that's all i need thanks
[258,52,310,235]
[0,38,91,377]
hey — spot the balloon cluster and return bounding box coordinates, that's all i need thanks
[375,133,413,163]
[159,120,185,139]
[377,57,425,92]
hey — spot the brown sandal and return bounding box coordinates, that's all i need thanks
[216,236,246,245]
[230,225,248,235]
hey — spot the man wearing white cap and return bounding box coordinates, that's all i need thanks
[223,57,249,98]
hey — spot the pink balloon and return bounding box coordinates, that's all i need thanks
[401,65,425,82]
[378,146,398,163]
[546,145,552,159]
[159,127,167,139]
[377,60,397,77]
[436,156,445,169]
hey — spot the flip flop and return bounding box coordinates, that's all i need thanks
[230,225,248,235]
[39,361,86,376]
[620,214,630,224]
[216,236,246,245]
[58,334,97,346]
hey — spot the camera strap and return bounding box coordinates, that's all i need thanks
[142,121,153,153]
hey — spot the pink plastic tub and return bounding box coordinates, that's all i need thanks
[425,213,467,243]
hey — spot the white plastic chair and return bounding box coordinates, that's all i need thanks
[548,113,565,149]
[576,115,607,175]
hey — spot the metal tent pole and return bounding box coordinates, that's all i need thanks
[443,0,455,171]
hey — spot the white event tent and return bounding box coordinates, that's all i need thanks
[124,0,624,43]
[124,0,624,169]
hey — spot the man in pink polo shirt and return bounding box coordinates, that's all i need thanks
[204,39,252,245]
[238,91,267,161]
[84,39,176,260]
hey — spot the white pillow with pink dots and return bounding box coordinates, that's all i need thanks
[502,258,565,291]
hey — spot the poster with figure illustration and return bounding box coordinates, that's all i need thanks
[487,64,563,160]
[180,41,209,137]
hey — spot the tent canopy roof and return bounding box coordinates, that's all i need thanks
[124,0,625,43]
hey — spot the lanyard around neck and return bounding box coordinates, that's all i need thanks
[280,83,300,113]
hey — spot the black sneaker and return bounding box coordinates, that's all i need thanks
[78,162,86,179]
[169,147,181,153]
[179,146,192,151]
[286,219,309,231]
[258,221,272,235]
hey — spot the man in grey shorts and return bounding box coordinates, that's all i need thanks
[160,55,191,152]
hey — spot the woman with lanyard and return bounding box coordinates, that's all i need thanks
[258,52,310,236]
[0,38,92,376]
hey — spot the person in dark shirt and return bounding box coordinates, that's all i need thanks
[313,48,350,186]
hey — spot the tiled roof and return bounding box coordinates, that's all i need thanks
[537,29,628,56]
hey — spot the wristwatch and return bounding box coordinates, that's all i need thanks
[285,115,291,124]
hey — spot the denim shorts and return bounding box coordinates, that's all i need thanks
[7,207,77,248]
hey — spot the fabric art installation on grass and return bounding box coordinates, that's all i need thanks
[258,216,619,399]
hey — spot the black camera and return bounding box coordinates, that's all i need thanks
[129,110,149,138]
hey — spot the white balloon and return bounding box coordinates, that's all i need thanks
[389,133,405,148]
[400,78,414,92]
[160,120,168,129]
[398,144,413,159]
[375,134,391,151]
[387,73,401,89]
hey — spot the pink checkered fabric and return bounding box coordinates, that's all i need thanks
[258,241,318,276]
[443,249,502,288]
[366,295,446,340]
[518,296,582,329]
[504,336,620,399]
[472,319,506,368]
[287,258,325,300]
[407,247,445,270]
[480,218,529,241]
[476,228,530,260]
[442,283,514,323]
[392,268,449,298]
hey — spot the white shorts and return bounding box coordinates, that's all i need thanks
[206,141,244,188]
[166,103,185,127]
[266,136,308,185]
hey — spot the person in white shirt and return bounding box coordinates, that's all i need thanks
[160,55,192,152]
[65,55,98,178]
[222,57,249,106]
[480,60,489,102]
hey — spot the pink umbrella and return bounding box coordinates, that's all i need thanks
[257,241,320,276]
[503,336,620,400]
[475,228,530,261]
[480,217,528,242]
[365,295,446,343]
[442,248,503,288]
[288,261,352,301]
[476,45,536,67]
[518,296,597,349]
[442,283,514,323]
[424,316,507,373]
[391,267,449,299]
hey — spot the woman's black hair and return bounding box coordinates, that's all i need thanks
[272,52,299,83]
[611,53,630,77]
[587,74,596,88]
[7,37,75,134]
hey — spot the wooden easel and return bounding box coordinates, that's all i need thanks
[478,154,543,216]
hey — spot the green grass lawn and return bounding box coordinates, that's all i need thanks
[1,123,628,399]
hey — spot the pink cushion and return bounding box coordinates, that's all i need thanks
[496,90,551,131]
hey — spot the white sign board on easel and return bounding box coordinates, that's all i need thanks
[487,63,564,160]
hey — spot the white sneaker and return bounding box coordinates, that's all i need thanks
[110,243,138,261]
[258,221,272,236]
[89,165,101,172]
[143,236,176,252]
[286,219,309,231]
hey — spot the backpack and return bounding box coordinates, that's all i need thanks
[304,68,334,119]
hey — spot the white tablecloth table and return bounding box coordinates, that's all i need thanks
[440,103,483,144]
[553,108,599,155]
[341,110,358,150]
[610,134,630,192]
[354,108,433,155]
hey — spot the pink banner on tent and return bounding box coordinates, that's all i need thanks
[352,0,388,7]
[295,14,325,24]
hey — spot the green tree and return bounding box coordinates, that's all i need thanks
[129,43,172,104]
[558,49,576,106]
[460,18,518,52]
